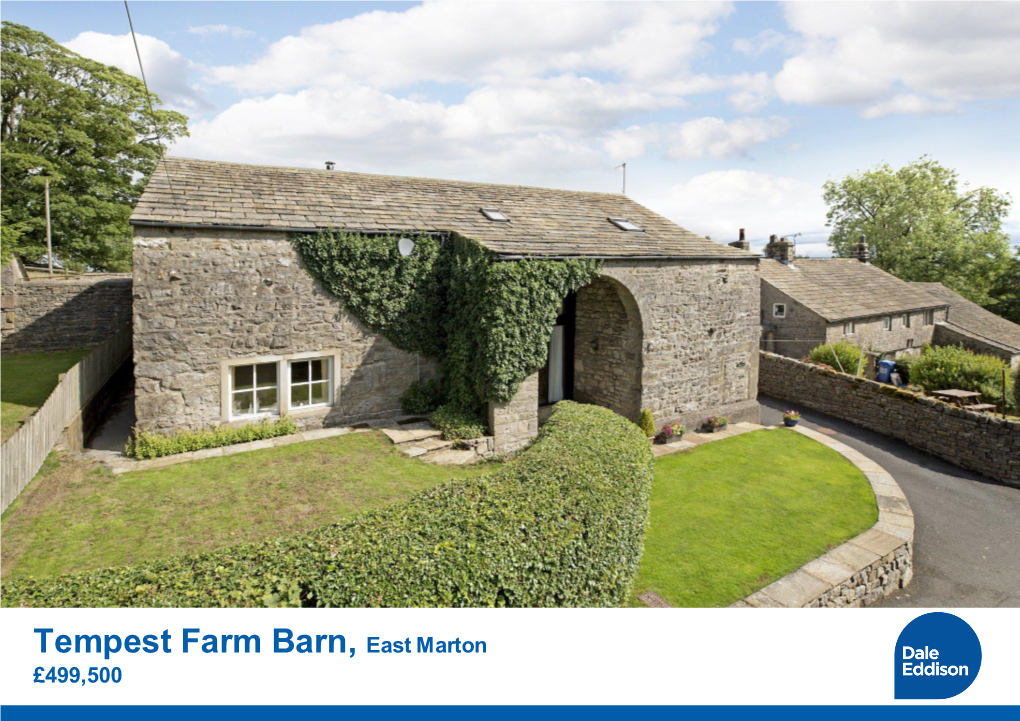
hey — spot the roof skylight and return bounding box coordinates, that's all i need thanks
[481,207,509,222]
[608,217,642,231]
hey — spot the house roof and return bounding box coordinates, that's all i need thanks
[759,258,948,322]
[910,282,1020,354]
[130,157,755,259]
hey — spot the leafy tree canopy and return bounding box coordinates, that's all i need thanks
[1,22,188,271]
[987,248,1020,325]
[824,156,1013,308]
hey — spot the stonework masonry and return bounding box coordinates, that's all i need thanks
[759,351,1020,488]
[932,323,1020,370]
[1,274,132,354]
[760,283,945,361]
[489,258,761,453]
[488,372,540,454]
[132,227,438,432]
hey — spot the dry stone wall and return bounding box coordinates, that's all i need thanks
[759,351,1020,488]
[1,274,132,354]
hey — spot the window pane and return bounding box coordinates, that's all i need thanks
[291,360,309,384]
[291,383,310,407]
[311,358,328,382]
[233,365,254,391]
[256,387,278,414]
[232,390,254,417]
[256,363,277,387]
[311,381,329,405]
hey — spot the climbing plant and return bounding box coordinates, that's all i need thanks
[292,230,601,412]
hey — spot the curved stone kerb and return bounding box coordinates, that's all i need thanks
[734,425,914,608]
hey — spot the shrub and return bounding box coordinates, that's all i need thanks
[428,404,487,440]
[908,345,1014,411]
[894,354,919,384]
[1014,367,1020,414]
[400,379,444,415]
[125,417,300,460]
[2,402,654,608]
[637,408,655,437]
[808,342,863,375]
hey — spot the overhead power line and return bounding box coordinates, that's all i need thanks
[124,0,182,221]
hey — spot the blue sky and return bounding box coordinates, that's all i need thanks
[4,1,1019,255]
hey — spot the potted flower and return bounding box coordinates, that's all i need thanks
[704,415,729,433]
[656,422,687,444]
[782,409,800,427]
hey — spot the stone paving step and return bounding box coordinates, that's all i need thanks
[381,423,443,446]
[401,437,455,458]
[425,448,479,465]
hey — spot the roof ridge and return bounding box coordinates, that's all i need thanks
[162,155,627,199]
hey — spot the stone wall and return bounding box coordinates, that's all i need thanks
[602,259,761,431]
[760,284,827,359]
[759,351,1020,488]
[822,308,946,358]
[933,323,1020,370]
[573,276,642,421]
[488,258,761,451]
[132,227,438,432]
[1,274,132,354]
[488,372,539,454]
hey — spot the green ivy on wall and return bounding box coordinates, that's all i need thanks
[292,229,601,410]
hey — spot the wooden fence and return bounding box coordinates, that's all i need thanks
[1,324,132,512]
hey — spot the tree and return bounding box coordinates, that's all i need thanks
[1,22,188,271]
[986,248,1020,324]
[823,157,1012,307]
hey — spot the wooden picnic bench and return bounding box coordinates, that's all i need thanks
[932,389,997,412]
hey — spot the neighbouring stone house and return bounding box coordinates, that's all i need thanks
[129,158,761,453]
[757,236,948,362]
[908,282,1020,370]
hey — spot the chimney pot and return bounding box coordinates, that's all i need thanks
[852,234,870,263]
[739,228,746,241]
[325,161,336,171]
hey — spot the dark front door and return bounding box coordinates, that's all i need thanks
[538,294,575,406]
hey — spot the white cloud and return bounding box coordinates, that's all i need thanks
[64,31,212,114]
[733,28,793,57]
[207,2,733,93]
[775,1,1020,116]
[860,94,960,120]
[605,117,791,161]
[642,169,828,251]
[188,24,255,39]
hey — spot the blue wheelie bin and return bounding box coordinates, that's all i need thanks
[877,359,896,384]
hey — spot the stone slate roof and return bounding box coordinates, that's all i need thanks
[131,157,754,259]
[759,259,947,322]
[910,282,1020,353]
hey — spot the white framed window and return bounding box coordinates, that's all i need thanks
[924,309,935,326]
[773,303,786,319]
[230,362,279,419]
[844,320,856,335]
[608,217,643,231]
[289,357,332,409]
[902,314,911,328]
[883,316,892,331]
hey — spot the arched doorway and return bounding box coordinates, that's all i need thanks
[538,275,644,422]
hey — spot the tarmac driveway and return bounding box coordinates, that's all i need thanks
[759,396,1020,607]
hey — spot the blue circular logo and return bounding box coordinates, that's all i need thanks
[894,612,981,699]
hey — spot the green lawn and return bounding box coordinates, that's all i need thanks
[631,428,877,607]
[1,431,496,579]
[1,350,89,442]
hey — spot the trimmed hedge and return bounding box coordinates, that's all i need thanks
[126,418,300,460]
[2,402,653,608]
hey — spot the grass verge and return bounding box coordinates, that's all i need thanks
[1,350,89,441]
[630,428,877,607]
[1,431,495,579]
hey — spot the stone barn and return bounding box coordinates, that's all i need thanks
[129,158,761,453]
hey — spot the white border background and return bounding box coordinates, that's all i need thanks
[2,608,1017,705]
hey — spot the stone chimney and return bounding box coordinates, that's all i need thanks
[728,228,751,251]
[764,234,794,264]
[851,234,870,263]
